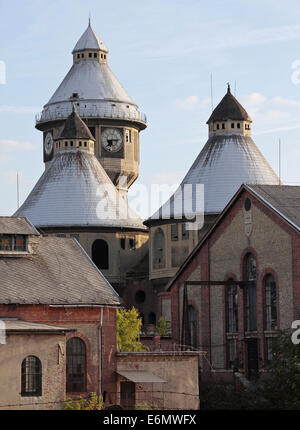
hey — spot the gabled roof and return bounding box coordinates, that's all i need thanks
[0,235,120,305]
[247,185,300,231]
[58,107,95,141]
[167,184,300,291]
[15,150,147,230]
[207,85,252,123]
[72,21,108,53]
[0,216,39,235]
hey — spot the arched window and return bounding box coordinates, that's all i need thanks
[66,337,86,393]
[153,228,165,269]
[265,274,277,330]
[226,282,238,333]
[92,239,109,270]
[244,253,257,332]
[148,312,156,325]
[21,356,42,397]
[188,305,197,349]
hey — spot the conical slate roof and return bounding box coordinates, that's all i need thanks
[15,150,146,230]
[59,107,95,140]
[37,22,145,125]
[73,21,108,53]
[147,134,280,222]
[207,85,252,123]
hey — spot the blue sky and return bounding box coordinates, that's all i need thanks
[1,0,300,217]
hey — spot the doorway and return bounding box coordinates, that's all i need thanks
[246,338,259,381]
[120,381,135,409]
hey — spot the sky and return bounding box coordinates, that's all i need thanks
[1,0,300,218]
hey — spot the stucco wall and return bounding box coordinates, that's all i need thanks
[0,332,66,410]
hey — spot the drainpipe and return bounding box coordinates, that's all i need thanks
[99,307,103,396]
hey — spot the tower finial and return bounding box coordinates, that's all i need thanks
[88,13,91,27]
[227,82,231,93]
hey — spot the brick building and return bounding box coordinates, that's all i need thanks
[167,184,300,382]
[0,216,120,408]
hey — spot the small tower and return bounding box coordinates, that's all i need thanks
[16,110,148,287]
[36,20,147,192]
[145,85,280,290]
[207,84,252,137]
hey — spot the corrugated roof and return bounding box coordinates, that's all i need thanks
[15,150,146,230]
[0,236,120,305]
[1,319,75,333]
[146,134,280,222]
[207,85,252,123]
[0,217,39,235]
[59,107,95,141]
[73,22,108,53]
[247,184,300,231]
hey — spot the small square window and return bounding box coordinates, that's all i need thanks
[94,53,97,58]
[217,124,220,130]
[222,123,225,129]
[120,238,126,250]
[81,53,84,58]
[237,123,240,129]
[182,224,189,240]
[231,123,234,128]
[77,54,80,59]
[89,53,92,58]
[129,238,136,250]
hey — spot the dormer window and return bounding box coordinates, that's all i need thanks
[0,235,27,252]
[71,93,79,99]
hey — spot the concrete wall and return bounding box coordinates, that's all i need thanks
[117,352,200,410]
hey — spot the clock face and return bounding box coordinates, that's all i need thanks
[102,128,123,152]
[44,132,54,156]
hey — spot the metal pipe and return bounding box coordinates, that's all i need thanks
[99,307,103,396]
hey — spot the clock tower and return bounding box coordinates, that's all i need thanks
[35,20,147,192]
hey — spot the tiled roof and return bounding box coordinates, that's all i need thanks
[146,134,280,222]
[15,150,147,230]
[58,108,95,141]
[207,85,252,123]
[0,217,39,235]
[0,236,120,305]
[73,22,108,53]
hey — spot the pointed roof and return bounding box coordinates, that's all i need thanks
[207,84,252,123]
[73,21,108,53]
[14,150,147,230]
[146,134,280,223]
[58,106,95,141]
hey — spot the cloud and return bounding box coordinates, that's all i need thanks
[175,96,199,110]
[0,171,19,186]
[0,140,35,151]
[0,105,40,114]
[240,93,267,106]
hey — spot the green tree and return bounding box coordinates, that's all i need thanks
[155,316,168,335]
[263,330,300,409]
[62,392,104,410]
[117,307,148,352]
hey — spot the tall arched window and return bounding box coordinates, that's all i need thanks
[92,239,109,270]
[21,356,42,397]
[244,253,257,332]
[226,282,238,333]
[153,228,165,269]
[188,305,197,349]
[66,337,86,393]
[265,274,277,330]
